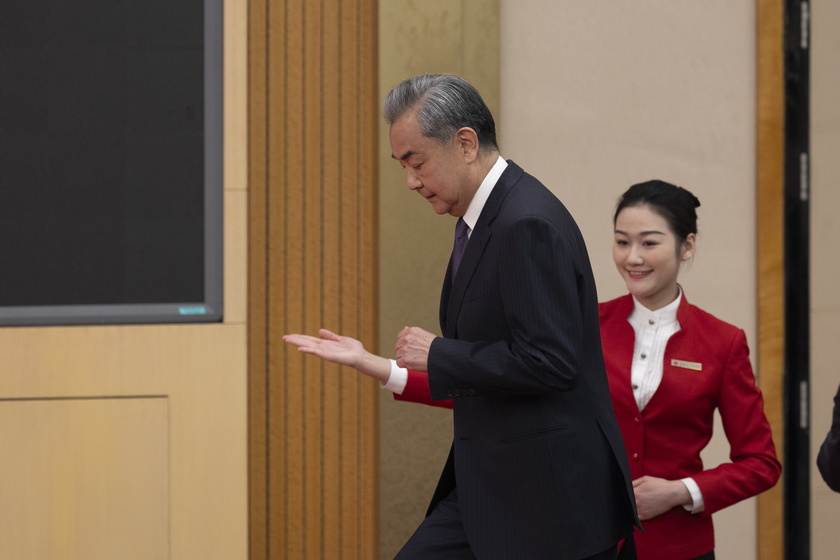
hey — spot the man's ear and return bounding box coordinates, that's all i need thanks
[455,127,480,162]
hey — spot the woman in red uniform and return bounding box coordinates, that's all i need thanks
[284,180,781,560]
[597,180,780,560]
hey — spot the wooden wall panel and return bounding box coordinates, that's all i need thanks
[0,323,249,560]
[0,398,169,560]
[248,1,379,559]
[757,1,785,559]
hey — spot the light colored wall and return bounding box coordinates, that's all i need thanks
[0,1,249,558]
[378,2,840,559]
[810,1,840,558]
[499,2,759,558]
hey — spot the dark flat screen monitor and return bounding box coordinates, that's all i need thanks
[0,0,223,326]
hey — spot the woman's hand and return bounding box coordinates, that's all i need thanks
[632,475,693,521]
[283,329,392,382]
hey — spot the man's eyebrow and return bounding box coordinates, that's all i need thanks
[391,150,416,161]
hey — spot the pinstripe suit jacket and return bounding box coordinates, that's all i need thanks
[416,161,638,559]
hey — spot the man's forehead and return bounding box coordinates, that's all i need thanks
[389,116,426,160]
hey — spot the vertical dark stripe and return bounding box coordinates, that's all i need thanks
[355,4,364,555]
[783,1,810,558]
[336,0,345,554]
[263,1,271,557]
[283,2,291,555]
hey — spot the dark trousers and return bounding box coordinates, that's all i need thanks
[394,489,625,560]
[393,489,475,560]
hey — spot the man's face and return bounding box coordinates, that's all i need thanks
[389,110,472,217]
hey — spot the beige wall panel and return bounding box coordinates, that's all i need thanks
[500,1,763,558]
[223,0,249,327]
[0,325,248,560]
[810,0,840,558]
[224,190,248,325]
[0,398,168,560]
[377,2,499,558]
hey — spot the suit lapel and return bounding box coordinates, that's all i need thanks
[439,161,524,338]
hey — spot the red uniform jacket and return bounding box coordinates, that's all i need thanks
[599,293,780,560]
[397,292,781,560]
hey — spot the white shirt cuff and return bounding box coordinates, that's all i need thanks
[381,359,408,394]
[680,477,705,513]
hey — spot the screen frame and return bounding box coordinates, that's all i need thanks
[0,0,224,327]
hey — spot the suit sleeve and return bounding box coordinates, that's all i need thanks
[428,215,589,398]
[393,369,453,409]
[817,383,840,492]
[692,329,781,515]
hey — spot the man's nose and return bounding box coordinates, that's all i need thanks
[406,171,422,190]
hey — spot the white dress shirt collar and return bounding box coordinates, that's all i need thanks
[461,155,507,234]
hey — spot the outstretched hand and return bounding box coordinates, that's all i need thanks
[283,329,366,368]
[283,329,392,383]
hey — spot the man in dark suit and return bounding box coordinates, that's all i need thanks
[818,382,840,492]
[386,74,639,560]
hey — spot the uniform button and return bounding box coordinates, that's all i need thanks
[649,319,655,325]
[633,417,641,425]
[632,453,640,461]
[632,384,639,390]
[640,353,647,359]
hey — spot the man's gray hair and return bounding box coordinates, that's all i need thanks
[383,74,498,154]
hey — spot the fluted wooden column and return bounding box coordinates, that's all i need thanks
[248,1,379,558]
[757,1,784,559]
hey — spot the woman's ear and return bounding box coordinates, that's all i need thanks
[681,232,697,262]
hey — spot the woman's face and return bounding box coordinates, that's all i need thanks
[612,204,695,311]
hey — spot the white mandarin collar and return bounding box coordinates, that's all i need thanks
[630,289,682,327]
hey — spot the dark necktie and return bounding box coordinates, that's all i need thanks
[451,217,469,281]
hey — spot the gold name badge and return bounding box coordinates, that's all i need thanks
[671,359,702,371]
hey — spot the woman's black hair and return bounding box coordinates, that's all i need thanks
[613,180,701,244]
